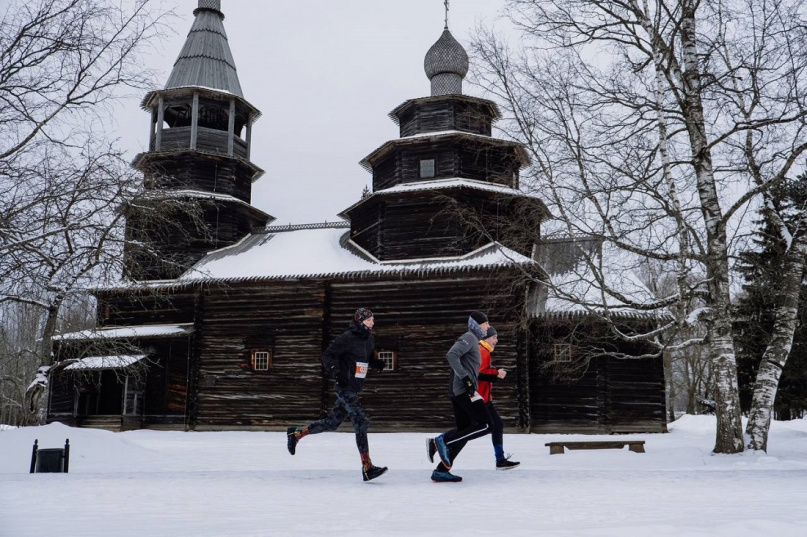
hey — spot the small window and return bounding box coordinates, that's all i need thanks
[376,350,397,371]
[554,344,572,363]
[251,350,272,371]
[419,159,436,179]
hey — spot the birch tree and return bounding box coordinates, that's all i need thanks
[472,0,807,453]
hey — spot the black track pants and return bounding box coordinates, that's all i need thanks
[436,395,492,470]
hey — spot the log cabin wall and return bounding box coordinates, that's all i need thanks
[397,98,494,137]
[143,156,254,203]
[98,289,197,327]
[351,191,538,262]
[371,142,522,191]
[191,280,328,428]
[185,269,528,431]
[123,201,262,280]
[322,272,527,431]
[528,319,667,433]
[456,142,521,186]
[377,196,471,259]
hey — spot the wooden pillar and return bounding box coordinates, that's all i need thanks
[245,114,253,160]
[149,110,156,151]
[155,96,164,151]
[227,100,235,157]
[190,92,199,150]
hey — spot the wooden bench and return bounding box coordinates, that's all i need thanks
[545,440,646,455]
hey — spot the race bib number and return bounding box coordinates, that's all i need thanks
[355,362,369,379]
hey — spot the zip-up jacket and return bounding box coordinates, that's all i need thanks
[477,340,499,403]
[446,331,482,397]
[321,321,383,393]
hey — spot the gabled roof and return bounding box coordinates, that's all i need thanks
[173,225,536,283]
[164,2,243,97]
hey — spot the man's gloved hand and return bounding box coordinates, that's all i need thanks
[461,376,475,397]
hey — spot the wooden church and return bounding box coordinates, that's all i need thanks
[47,1,667,434]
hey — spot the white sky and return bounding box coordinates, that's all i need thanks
[117,0,511,224]
[2,415,807,536]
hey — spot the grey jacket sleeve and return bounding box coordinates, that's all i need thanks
[446,333,474,383]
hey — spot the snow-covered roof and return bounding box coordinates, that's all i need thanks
[338,178,549,218]
[54,324,194,341]
[535,240,663,320]
[138,189,273,222]
[175,226,535,283]
[65,355,147,371]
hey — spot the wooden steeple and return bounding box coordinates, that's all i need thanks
[342,21,547,262]
[125,0,273,281]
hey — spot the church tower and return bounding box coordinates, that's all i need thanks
[341,15,546,262]
[125,0,273,281]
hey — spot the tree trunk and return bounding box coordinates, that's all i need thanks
[23,295,64,425]
[680,9,744,453]
[746,234,807,450]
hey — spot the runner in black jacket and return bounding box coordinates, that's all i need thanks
[286,308,388,482]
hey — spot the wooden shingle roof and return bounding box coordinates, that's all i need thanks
[164,1,243,97]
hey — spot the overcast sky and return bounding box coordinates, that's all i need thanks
[117,0,511,224]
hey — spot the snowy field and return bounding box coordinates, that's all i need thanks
[1,416,806,537]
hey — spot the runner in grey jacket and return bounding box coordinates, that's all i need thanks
[427,311,494,483]
[446,331,482,398]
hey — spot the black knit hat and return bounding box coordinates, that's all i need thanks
[470,311,488,324]
[354,307,374,324]
[485,326,497,338]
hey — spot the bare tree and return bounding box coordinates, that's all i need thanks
[0,0,178,424]
[472,0,807,453]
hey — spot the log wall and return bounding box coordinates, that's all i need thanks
[397,99,494,137]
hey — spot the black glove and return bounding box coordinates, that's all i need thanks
[371,359,385,371]
[461,376,475,397]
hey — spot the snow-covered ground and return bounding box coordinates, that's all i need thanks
[1,416,806,537]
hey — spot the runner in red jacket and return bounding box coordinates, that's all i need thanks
[478,326,520,470]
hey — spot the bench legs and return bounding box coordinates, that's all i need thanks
[548,445,565,455]
[628,443,645,453]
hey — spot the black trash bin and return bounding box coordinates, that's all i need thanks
[30,439,70,473]
[35,449,65,472]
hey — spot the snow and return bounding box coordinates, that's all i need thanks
[1,416,806,537]
[357,177,540,199]
[64,355,147,371]
[53,323,194,341]
[178,228,534,282]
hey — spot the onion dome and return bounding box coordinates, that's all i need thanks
[424,28,470,96]
[164,0,243,97]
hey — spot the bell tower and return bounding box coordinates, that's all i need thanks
[125,0,273,281]
[341,18,546,262]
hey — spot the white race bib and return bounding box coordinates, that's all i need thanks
[355,362,369,379]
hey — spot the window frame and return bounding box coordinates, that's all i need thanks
[553,343,572,363]
[251,350,272,371]
[419,159,436,179]
[376,350,397,371]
